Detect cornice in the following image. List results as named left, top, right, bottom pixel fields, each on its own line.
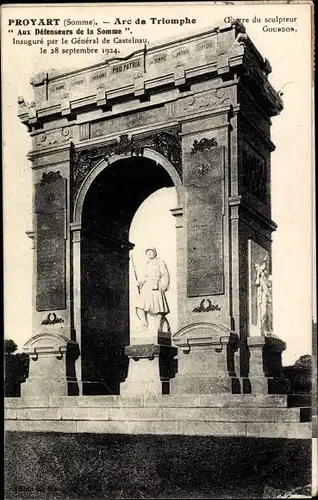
left=229, top=195, right=277, bottom=233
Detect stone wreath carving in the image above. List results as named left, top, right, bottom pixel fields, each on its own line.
left=192, top=299, right=221, bottom=313
left=190, top=137, right=218, bottom=155
left=41, top=312, right=64, bottom=325
left=40, top=171, right=62, bottom=186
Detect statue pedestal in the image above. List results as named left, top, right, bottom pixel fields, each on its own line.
left=244, top=335, right=291, bottom=394
left=22, top=333, right=79, bottom=397
left=129, top=328, right=171, bottom=346
left=171, top=323, right=240, bottom=394
left=121, top=342, right=177, bottom=397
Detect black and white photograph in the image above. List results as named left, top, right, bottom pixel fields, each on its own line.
left=2, top=2, right=315, bottom=499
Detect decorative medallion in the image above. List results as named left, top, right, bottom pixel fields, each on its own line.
left=61, top=127, right=70, bottom=137
left=97, top=82, right=106, bottom=90
left=197, top=163, right=210, bottom=176
left=45, top=192, right=56, bottom=204
left=18, top=96, right=27, bottom=108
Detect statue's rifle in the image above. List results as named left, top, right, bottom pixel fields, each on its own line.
left=130, top=253, right=141, bottom=295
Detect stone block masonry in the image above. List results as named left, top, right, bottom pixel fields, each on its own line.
left=5, top=394, right=312, bottom=439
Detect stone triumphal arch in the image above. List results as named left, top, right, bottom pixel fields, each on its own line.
left=18, top=22, right=286, bottom=398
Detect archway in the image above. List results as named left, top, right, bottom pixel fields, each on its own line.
left=78, top=154, right=179, bottom=395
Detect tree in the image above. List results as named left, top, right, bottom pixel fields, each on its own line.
left=4, top=339, right=29, bottom=397
left=4, top=339, right=18, bottom=354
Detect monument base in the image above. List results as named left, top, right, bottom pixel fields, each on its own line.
left=171, top=323, right=240, bottom=395
left=121, top=344, right=177, bottom=397
left=241, top=376, right=291, bottom=395
left=22, top=333, right=79, bottom=397
left=171, top=375, right=241, bottom=395
left=81, top=381, right=120, bottom=396
left=246, top=335, right=290, bottom=395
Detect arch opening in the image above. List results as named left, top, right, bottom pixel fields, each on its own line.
left=79, top=155, right=177, bottom=395
left=129, top=187, right=178, bottom=336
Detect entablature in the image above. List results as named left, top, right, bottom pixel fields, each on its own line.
left=18, top=22, right=283, bottom=133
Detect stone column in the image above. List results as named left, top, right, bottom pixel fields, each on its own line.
left=170, top=107, right=239, bottom=395
left=20, top=143, right=80, bottom=397
left=70, top=222, right=82, bottom=394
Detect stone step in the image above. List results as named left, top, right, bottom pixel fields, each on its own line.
left=4, top=418, right=312, bottom=439
left=5, top=405, right=311, bottom=423
left=5, top=393, right=290, bottom=409
left=287, top=394, right=312, bottom=407
left=196, top=394, right=288, bottom=408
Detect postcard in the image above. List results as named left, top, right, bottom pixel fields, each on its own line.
left=2, top=2, right=315, bottom=499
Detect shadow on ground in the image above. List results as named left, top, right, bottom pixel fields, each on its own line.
left=5, top=433, right=312, bottom=499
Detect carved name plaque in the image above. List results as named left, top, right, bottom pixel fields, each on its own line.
left=185, top=145, right=225, bottom=297
left=35, top=174, right=67, bottom=311
left=195, top=38, right=217, bottom=54
left=111, top=58, right=142, bottom=74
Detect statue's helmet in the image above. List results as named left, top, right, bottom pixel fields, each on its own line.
left=145, top=247, right=157, bottom=257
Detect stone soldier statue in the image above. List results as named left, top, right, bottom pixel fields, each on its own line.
left=135, top=247, right=170, bottom=332
left=255, top=258, right=273, bottom=334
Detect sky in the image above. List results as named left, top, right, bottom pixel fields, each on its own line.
left=2, top=2, right=314, bottom=364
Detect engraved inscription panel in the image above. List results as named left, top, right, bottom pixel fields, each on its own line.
left=36, top=213, right=66, bottom=311
left=90, top=103, right=175, bottom=139
left=185, top=146, right=225, bottom=297
left=35, top=177, right=66, bottom=311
